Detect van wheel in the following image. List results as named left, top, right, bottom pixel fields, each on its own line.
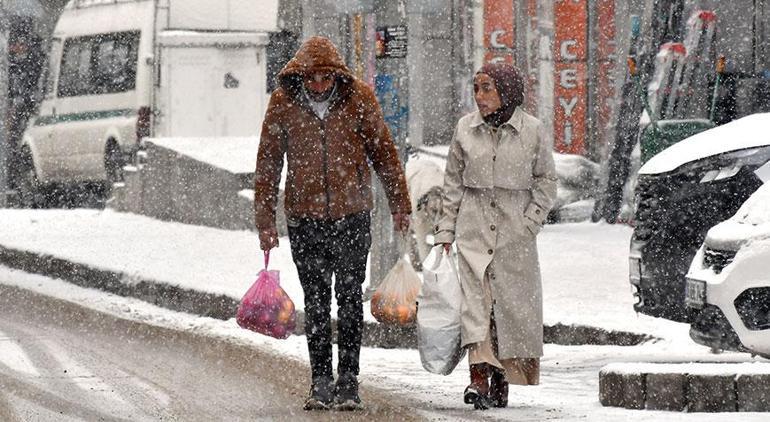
left=17, top=148, right=44, bottom=208
left=104, top=141, right=125, bottom=184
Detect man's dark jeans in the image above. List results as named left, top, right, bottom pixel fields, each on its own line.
left=287, top=211, right=371, bottom=381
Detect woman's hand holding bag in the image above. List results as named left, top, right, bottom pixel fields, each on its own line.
left=417, top=245, right=466, bottom=375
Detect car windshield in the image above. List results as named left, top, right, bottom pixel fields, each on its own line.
left=736, top=182, right=770, bottom=226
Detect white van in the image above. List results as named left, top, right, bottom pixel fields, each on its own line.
left=18, top=0, right=275, bottom=205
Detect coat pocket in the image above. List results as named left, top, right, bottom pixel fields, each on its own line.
left=523, top=216, right=542, bottom=237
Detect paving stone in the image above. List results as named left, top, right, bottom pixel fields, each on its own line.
left=645, top=373, right=686, bottom=411
left=736, top=374, right=770, bottom=412
left=599, top=369, right=644, bottom=409
left=687, top=374, right=737, bottom=412
left=622, top=372, right=645, bottom=409
left=599, top=370, right=624, bottom=407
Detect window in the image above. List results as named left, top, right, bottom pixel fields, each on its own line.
left=58, top=38, right=91, bottom=97
left=57, top=31, right=139, bottom=97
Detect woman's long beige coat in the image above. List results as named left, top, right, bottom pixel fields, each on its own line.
left=435, top=107, right=557, bottom=359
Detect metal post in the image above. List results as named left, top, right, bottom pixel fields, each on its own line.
left=587, top=0, right=597, bottom=160
left=353, top=13, right=364, bottom=79
left=0, top=6, right=8, bottom=208
left=367, top=0, right=408, bottom=294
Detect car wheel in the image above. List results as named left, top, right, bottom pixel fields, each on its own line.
left=98, top=140, right=127, bottom=206
left=16, top=148, right=44, bottom=208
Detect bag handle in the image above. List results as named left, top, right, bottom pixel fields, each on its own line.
left=430, top=244, right=458, bottom=272
left=397, top=232, right=409, bottom=256
left=446, top=250, right=458, bottom=274
left=264, top=251, right=270, bottom=269
left=428, top=245, right=446, bottom=272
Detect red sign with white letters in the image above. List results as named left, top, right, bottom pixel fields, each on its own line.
left=483, top=0, right=515, bottom=64
left=554, top=0, right=588, bottom=154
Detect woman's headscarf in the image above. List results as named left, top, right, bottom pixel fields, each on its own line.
left=477, top=63, right=524, bottom=127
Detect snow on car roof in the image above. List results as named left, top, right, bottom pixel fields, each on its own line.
left=640, top=113, right=770, bottom=175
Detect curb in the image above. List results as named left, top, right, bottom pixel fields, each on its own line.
left=0, top=245, right=236, bottom=318
left=599, top=363, right=770, bottom=412
left=0, top=244, right=655, bottom=349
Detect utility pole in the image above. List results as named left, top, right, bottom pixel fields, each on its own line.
left=0, top=5, right=8, bottom=208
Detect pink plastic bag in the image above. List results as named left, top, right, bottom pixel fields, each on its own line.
left=236, top=252, right=296, bottom=339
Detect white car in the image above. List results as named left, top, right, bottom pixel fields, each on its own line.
left=685, top=179, right=770, bottom=357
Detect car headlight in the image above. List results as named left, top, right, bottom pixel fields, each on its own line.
left=677, top=146, right=770, bottom=183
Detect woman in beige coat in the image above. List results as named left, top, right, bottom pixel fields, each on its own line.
left=434, top=63, right=557, bottom=410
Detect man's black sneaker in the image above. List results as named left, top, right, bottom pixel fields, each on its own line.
left=303, top=376, right=334, bottom=411
left=333, top=372, right=362, bottom=411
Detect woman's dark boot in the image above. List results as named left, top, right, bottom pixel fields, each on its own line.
left=463, top=364, right=492, bottom=410
left=489, top=368, right=509, bottom=408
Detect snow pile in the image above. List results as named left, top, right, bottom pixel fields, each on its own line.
left=554, top=153, right=600, bottom=189
left=553, top=153, right=600, bottom=222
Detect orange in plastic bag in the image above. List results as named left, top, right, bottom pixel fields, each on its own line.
left=237, top=252, right=296, bottom=339
left=370, top=258, right=422, bottom=325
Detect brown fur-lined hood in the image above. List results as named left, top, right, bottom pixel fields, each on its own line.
left=277, top=36, right=354, bottom=97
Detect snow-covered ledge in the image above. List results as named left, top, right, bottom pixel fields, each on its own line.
left=113, top=139, right=260, bottom=231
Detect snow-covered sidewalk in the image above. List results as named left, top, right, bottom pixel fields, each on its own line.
left=1, top=208, right=674, bottom=337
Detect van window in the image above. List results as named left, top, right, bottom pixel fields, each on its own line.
left=58, top=31, right=139, bottom=97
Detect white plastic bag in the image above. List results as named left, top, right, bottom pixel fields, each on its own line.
left=417, top=246, right=466, bottom=375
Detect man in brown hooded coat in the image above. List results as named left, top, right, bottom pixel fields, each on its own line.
left=254, top=36, right=411, bottom=411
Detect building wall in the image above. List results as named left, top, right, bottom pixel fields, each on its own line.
left=407, top=0, right=469, bottom=146
left=282, top=0, right=473, bottom=147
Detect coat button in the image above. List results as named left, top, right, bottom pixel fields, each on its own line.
left=490, top=225, right=496, bottom=231
left=492, top=155, right=496, bottom=162
left=535, top=209, right=541, bottom=215
left=490, top=273, right=496, bottom=280
left=490, top=202, right=496, bottom=208
left=487, top=249, right=493, bottom=255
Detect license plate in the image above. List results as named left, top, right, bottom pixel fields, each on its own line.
left=685, top=279, right=706, bottom=309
